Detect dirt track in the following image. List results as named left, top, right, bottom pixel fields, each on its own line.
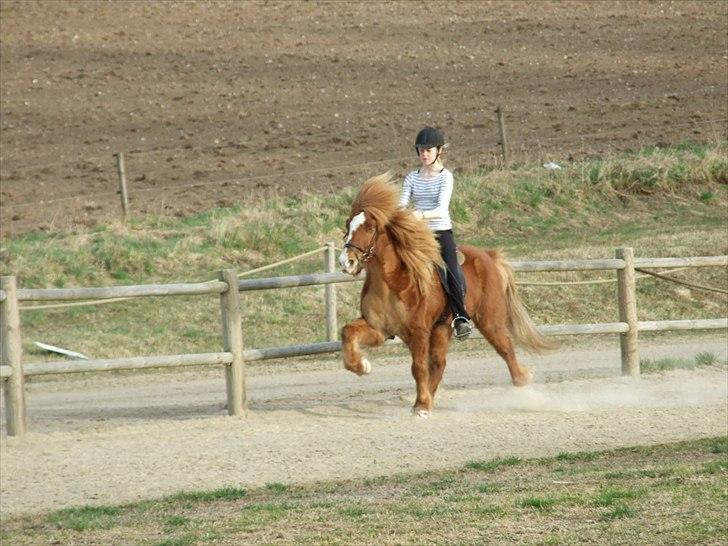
left=1, top=334, right=726, bottom=518
left=1, top=0, right=727, bottom=236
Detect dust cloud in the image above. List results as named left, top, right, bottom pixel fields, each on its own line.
left=447, top=369, right=728, bottom=414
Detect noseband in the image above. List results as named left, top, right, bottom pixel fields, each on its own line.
left=345, top=226, right=378, bottom=264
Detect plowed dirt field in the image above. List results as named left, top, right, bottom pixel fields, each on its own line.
left=1, top=0, right=726, bottom=236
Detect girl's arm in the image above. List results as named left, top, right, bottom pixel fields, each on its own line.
left=398, top=175, right=412, bottom=207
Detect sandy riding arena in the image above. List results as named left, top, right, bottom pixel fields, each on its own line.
left=1, top=335, right=726, bottom=518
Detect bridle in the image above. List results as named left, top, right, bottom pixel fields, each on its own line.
left=344, top=225, right=378, bottom=265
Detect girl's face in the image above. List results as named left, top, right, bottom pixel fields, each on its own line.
left=417, top=146, right=439, bottom=166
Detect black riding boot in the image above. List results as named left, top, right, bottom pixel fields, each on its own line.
left=436, top=230, right=472, bottom=340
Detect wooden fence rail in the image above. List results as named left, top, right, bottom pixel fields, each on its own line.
left=1, top=249, right=726, bottom=436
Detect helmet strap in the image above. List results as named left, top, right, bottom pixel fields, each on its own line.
left=427, top=147, right=442, bottom=167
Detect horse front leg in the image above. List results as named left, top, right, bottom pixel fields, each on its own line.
left=409, top=329, right=434, bottom=417
left=428, top=323, right=451, bottom=398
left=341, top=317, right=386, bottom=376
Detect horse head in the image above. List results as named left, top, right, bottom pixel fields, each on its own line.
left=339, top=173, right=443, bottom=291
left=339, top=210, right=379, bottom=275
left=339, top=173, right=397, bottom=276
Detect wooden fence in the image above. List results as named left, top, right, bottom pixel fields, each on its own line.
left=1, top=247, right=726, bottom=436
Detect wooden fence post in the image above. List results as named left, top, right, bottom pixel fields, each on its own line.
left=495, top=106, right=510, bottom=167
left=324, top=242, right=338, bottom=341
left=616, top=247, right=639, bottom=376
left=114, top=152, right=129, bottom=220
left=1, top=276, right=26, bottom=436
left=218, top=269, right=246, bottom=416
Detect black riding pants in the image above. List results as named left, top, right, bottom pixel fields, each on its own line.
left=435, top=229, right=470, bottom=321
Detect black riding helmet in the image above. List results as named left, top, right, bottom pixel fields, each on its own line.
left=414, top=127, right=446, bottom=166
left=414, top=126, right=445, bottom=151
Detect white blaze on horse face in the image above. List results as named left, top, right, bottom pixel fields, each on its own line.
left=339, top=211, right=367, bottom=272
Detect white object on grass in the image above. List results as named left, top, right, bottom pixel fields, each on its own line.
left=543, top=162, right=562, bottom=170
left=34, top=341, right=89, bottom=360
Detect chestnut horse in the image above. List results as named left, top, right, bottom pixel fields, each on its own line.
left=339, top=173, right=553, bottom=417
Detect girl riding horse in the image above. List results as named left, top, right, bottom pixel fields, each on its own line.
left=339, top=174, right=553, bottom=417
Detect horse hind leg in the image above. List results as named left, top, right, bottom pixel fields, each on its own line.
left=474, top=316, right=532, bottom=387
left=341, top=317, right=386, bottom=376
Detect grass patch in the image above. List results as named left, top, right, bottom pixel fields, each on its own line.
left=641, top=351, right=725, bottom=374
left=701, top=460, right=728, bottom=474
left=708, top=438, right=728, bottom=454
left=641, top=357, right=696, bottom=373
left=556, top=450, right=599, bottom=462
left=594, top=487, right=644, bottom=507
left=47, top=505, right=121, bottom=532
left=2, top=437, right=725, bottom=545
left=464, top=456, right=522, bottom=471
left=168, top=487, right=247, bottom=503
left=476, top=483, right=501, bottom=494
left=695, top=351, right=720, bottom=366
left=518, top=496, right=557, bottom=510
left=164, top=515, right=190, bottom=527
left=265, top=482, right=289, bottom=494
left=601, top=504, right=635, bottom=520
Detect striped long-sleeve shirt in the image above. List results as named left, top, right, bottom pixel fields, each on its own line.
left=398, top=168, right=454, bottom=231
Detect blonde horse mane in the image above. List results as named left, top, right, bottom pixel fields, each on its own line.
left=351, top=173, right=443, bottom=295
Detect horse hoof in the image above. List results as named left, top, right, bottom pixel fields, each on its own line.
left=513, top=369, right=533, bottom=387
left=361, top=358, right=372, bottom=375
left=412, top=408, right=430, bottom=419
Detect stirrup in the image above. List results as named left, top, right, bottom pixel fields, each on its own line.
left=451, top=316, right=472, bottom=340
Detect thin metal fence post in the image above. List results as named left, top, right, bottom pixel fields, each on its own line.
left=219, top=269, right=246, bottom=415
left=1, top=276, right=26, bottom=436
left=324, top=242, right=338, bottom=341
left=616, top=247, right=639, bottom=375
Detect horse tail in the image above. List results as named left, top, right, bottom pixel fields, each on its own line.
left=492, top=252, right=556, bottom=353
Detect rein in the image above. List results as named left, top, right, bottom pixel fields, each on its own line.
left=345, top=226, right=378, bottom=264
